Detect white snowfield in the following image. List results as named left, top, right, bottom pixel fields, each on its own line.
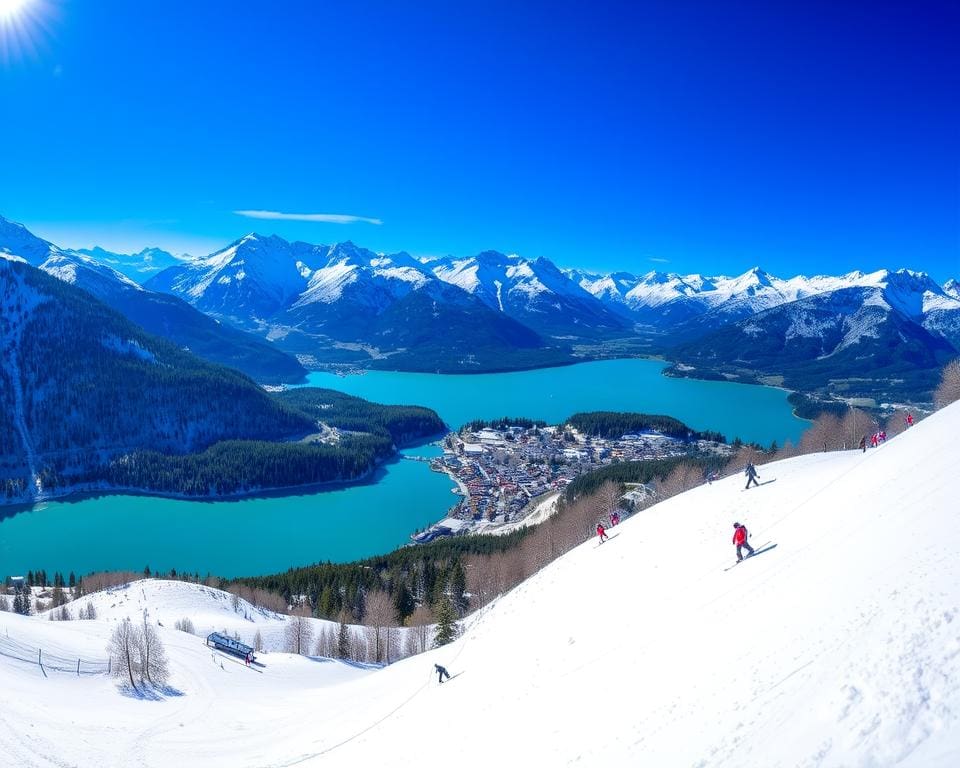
left=2, top=402, right=959, bottom=767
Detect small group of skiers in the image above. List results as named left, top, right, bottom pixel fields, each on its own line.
left=859, top=431, right=888, bottom=451
left=596, top=511, right=622, bottom=543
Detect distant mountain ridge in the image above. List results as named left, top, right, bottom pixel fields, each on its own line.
left=75, top=245, right=184, bottom=280
left=0, top=217, right=306, bottom=383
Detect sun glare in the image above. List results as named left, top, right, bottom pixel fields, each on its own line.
left=0, top=0, right=51, bottom=65
left=0, top=0, right=30, bottom=21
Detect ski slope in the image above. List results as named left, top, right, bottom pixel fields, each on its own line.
left=1, top=402, right=959, bottom=767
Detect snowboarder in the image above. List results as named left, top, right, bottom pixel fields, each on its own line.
left=435, top=663, right=451, bottom=683
left=732, top=522, right=754, bottom=562
left=906, top=412, right=914, bottom=427
left=859, top=435, right=867, bottom=453
left=596, top=522, right=609, bottom=543
left=744, top=462, right=760, bottom=489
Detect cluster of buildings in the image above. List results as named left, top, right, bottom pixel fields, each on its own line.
left=412, top=422, right=723, bottom=542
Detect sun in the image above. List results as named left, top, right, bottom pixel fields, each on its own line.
left=0, top=0, right=31, bottom=21
left=0, top=0, right=51, bottom=64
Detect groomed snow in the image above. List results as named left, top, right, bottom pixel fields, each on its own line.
left=2, top=402, right=959, bottom=767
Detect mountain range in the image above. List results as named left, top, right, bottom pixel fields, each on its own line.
left=142, top=229, right=959, bottom=399
left=2, top=215, right=958, bottom=401
left=0, top=217, right=306, bottom=383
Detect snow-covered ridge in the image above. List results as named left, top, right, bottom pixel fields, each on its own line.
left=571, top=264, right=959, bottom=318
left=3, top=401, right=959, bottom=767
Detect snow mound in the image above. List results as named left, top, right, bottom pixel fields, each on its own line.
left=2, top=402, right=959, bottom=767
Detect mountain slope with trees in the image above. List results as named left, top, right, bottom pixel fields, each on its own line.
left=0, top=258, right=441, bottom=503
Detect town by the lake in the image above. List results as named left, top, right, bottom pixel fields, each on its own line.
left=411, top=421, right=733, bottom=542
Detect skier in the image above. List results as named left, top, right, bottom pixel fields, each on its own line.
left=858, top=435, right=866, bottom=453
left=435, top=663, right=451, bottom=683
left=596, top=522, right=609, bottom=543
left=871, top=433, right=879, bottom=448
left=732, top=522, right=754, bottom=562
left=744, top=462, right=760, bottom=489
left=610, top=512, right=620, bottom=527
left=706, top=470, right=720, bottom=485
left=906, top=412, right=914, bottom=427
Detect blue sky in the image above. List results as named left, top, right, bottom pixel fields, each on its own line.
left=1, top=0, right=957, bottom=281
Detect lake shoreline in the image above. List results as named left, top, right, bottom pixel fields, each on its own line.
left=0, top=431, right=451, bottom=512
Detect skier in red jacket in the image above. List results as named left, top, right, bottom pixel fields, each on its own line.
left=597, top=522, right=609, bottom=543
left=732, top=522, right=754, bottom=561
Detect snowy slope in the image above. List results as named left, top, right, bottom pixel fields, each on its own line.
left=2, top=402, right=959, bottom=767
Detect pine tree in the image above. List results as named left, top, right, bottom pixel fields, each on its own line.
left=393, top=583, right=415, bottom=624
left=449, top=562, right=469, bottom=617
left=337, top=615, right=351, bottom=659
left=433, top=598, right=457, bottom=648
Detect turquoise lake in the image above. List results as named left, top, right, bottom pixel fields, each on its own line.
left=305, top=359, right=805, bottom=446
left=0, top=359, right=807, bottom=578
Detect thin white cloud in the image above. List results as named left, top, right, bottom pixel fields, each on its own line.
left=648, top=256, right=669, bottom=263
left=234, top=210, right=382, bottom=225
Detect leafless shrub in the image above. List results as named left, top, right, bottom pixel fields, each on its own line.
left=935, top=359, right=960, bottom=408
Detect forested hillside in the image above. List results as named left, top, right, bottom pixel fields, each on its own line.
left=564, top=411, right=726, bottom=442
left=0, top=259, right=442, bottom=502
left=276, top=388, right=445, bottom=443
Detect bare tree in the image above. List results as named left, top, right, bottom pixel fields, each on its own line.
left=405, top=604, right=433, bottom=656
left=0, top=595, right=9, bottom=612
left=935, top=358, right=960, bottom=408
left=84, top=603, right=97, bottom=620
left=108, top=618, right=140, bottom=691
left=655, top=461, right=703, bottom=499
left=839, top=408, right=874, bottom=451
left=174, top=617, right=196, bottom=634
left=363, top=590, right=395, bottom=664
left=798, top=413, right=844, bottom=454
left=139, top=618, right=169, bottom=687
left=314, top=625, right=337, bottom=657
left=253, top=629, right=264, bottom=652
left=285, top=610, right=314, bottom=655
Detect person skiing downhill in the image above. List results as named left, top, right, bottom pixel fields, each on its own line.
left=859, top=435, right=867, bottom=453
left=732, top=522, right=754, bottom=562
left=906, top=413, right=914, bottom=427
left=435, top=664, right=451, bottom=683
left=744, top=462, right=760, bottom=489
left=597, top=522, right=609, bottom=543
